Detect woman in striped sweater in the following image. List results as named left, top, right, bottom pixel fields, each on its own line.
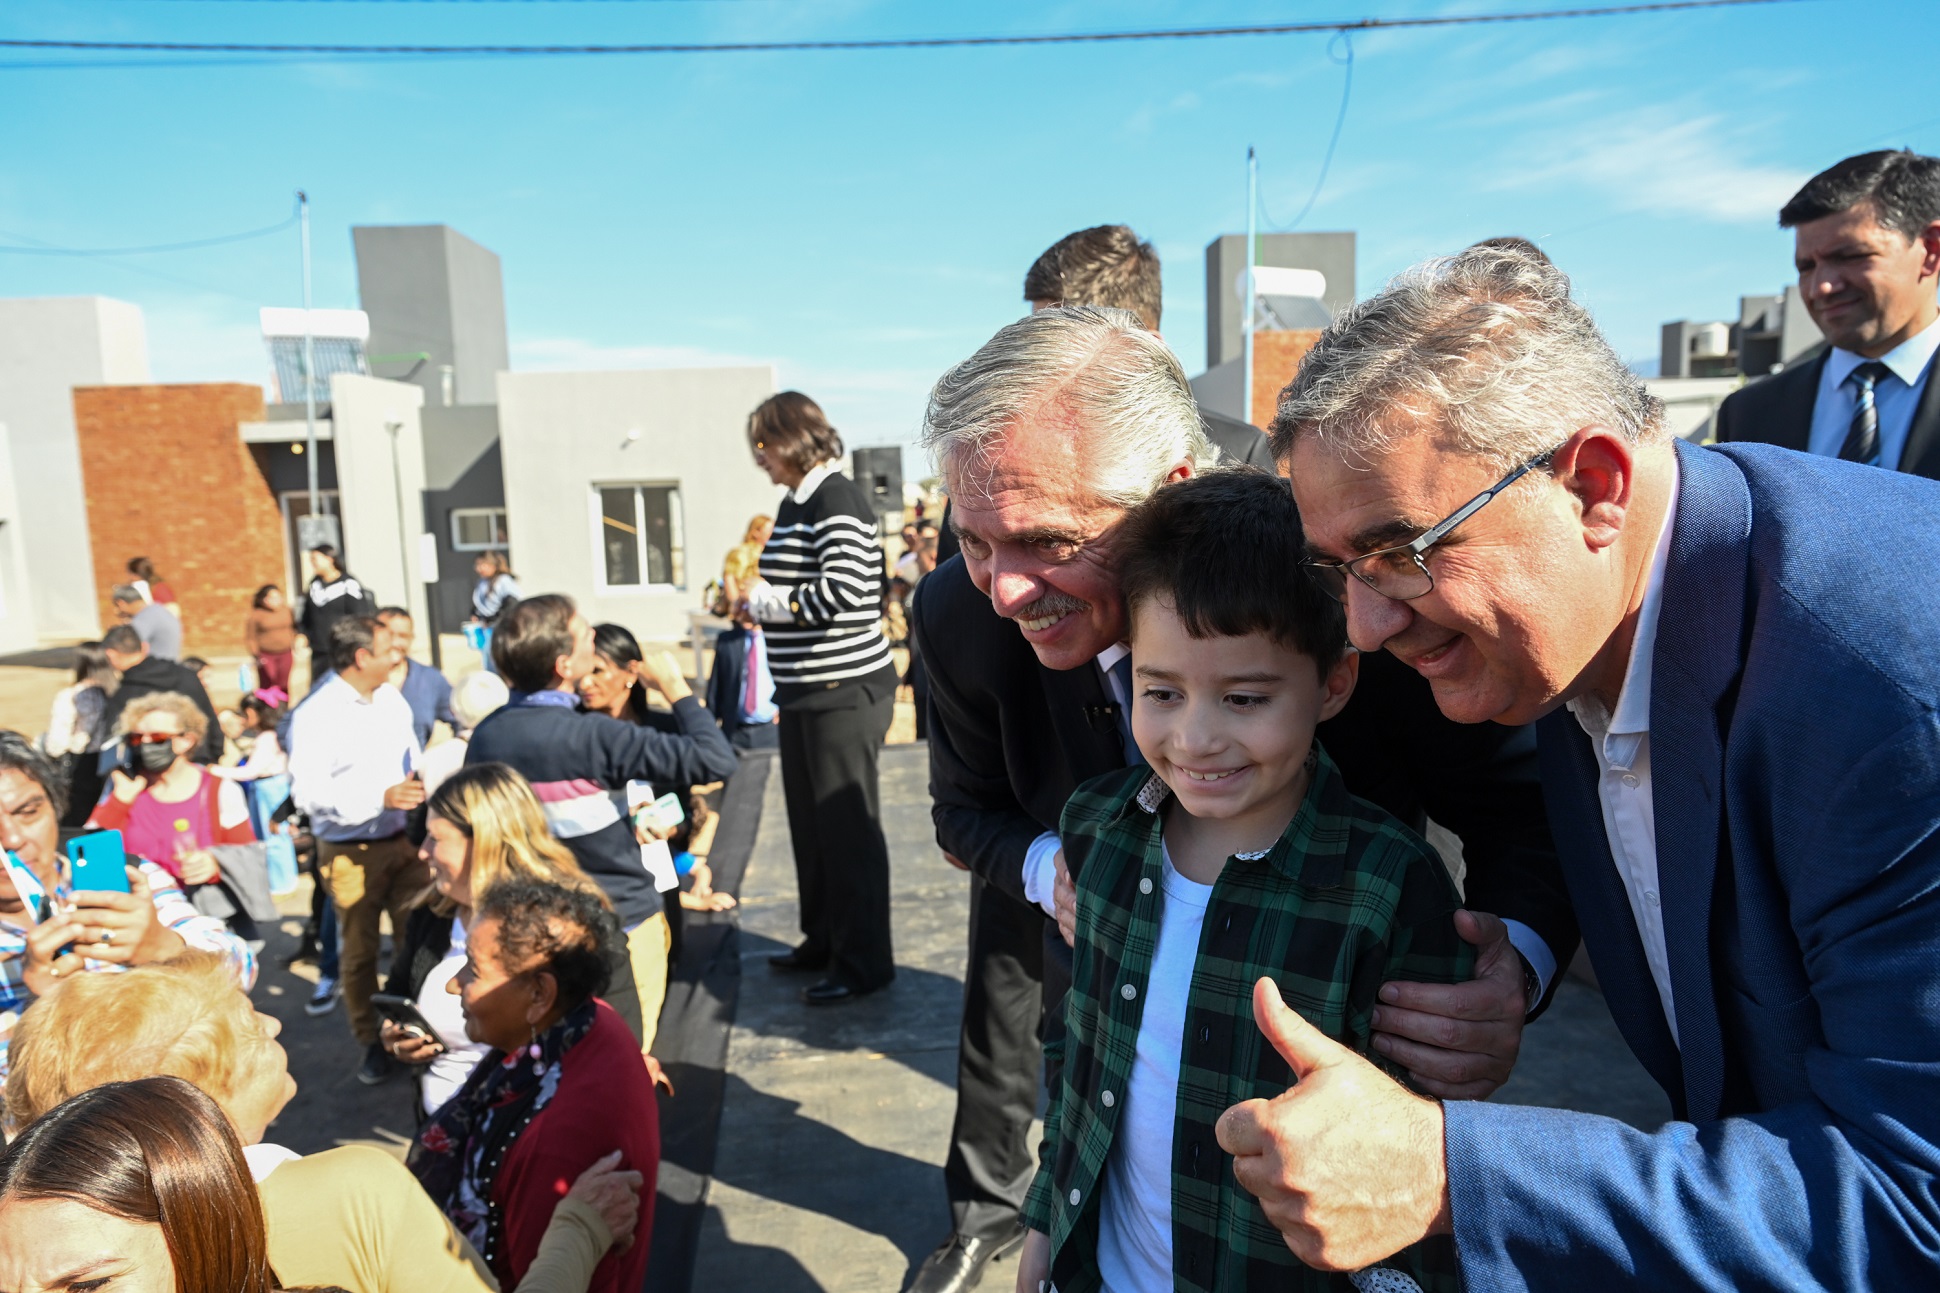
left=739, top=392, right=900, bottom=1005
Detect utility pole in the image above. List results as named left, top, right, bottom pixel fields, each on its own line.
left=1243, top=148, right=1258, bottom=427
left=299, top=190, right=320, bottom=520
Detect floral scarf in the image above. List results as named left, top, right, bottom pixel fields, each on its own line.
left=407, top=999, right=598, bottom=1269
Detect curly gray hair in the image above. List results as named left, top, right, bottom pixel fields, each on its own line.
left=922, top=306, right=1213, bottom=509
left=1269, top=244, right=1664, bottom=471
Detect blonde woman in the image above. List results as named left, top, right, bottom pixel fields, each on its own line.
left=4, top=953, right=642, bottom=1292
left=87, top=692, right=256, bottom=888
left=379, top=762, right=643, bottom=1114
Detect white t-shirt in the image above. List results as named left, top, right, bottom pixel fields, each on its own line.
left=417, top=916, right=489, bottom=1115
left=1096, top=843, right=1212, bottom=1293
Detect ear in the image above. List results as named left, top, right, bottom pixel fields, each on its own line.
left=1550, top=427, right=1635, bottom=555
left=525, top=969, right=561, bottom=1026
left=1316, top=648, right=1359, bottom=723
left=1168, top=457, right=1195, bottom=484
left=1919, top=220, right=1940, bottom=283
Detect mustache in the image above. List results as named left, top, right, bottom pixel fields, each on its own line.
left=1007, top=591, right=1090, bottom=623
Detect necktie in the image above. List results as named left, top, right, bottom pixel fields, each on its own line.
left=1839, top=361, right=1892, bottom=465
left=1109, top=655, right=1146, bottom=767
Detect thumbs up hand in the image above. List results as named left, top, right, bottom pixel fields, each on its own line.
left=1214, top=977, right=1453, bottom=1271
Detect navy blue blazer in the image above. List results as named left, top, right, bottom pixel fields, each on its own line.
left=1443, top=439, right=1940, bottom=1287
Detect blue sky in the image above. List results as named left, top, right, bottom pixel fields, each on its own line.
left=3, top=0, right=1936, bottom=455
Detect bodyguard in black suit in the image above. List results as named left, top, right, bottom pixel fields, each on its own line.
left=1714, top=149, right=1940, bottom=474
left=904, top=306, right=1577, bottom=1293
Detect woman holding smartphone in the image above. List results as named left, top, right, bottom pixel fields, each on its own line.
left=380, top=761, right=636, bottom=1116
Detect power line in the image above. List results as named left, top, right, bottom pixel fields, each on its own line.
left=1260, top=31, right=1355, bottom=232
left=0, top=0, right=1807, bottom=58
left=0, top=211, right=298, bottom=255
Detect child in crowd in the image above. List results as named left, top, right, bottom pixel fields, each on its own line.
left=1019, top=468, right=1472, bottom=1293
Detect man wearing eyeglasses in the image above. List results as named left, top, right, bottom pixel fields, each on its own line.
left=1234, top=241, right=1940, bottom=1285
left=908, top=305, right=1577, bottom=1293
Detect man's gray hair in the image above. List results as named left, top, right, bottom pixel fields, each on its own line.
left=923, top=306, right=1213, bottom=508
left=1269, top=244, right=1664, bottom=470
left=109, top=584, right=143, bottom=605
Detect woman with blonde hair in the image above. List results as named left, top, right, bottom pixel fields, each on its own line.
left=88, top=691, right=257, bottom=888
left=380, top=762, right=642, bottom=1113
left=4, top=955, right=641, bottom=1292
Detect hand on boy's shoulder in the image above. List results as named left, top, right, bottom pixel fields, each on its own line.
left=1371, top=909, right=1527, bottom=1101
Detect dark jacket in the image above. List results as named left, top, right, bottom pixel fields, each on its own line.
left=102, top=656, right=223, bottom=764
left=1199, top=406, right=1278, bottom=468
left=1714, top=348, right=1940, bottom=478
left=296, top=573, right=375, bottom=658
left=912, top=552, right=1577, bottom=1014
left=463, top=695, right=737, bottom=929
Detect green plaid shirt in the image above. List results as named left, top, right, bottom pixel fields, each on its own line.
left=1023, top=746, right=1473, bottom=1293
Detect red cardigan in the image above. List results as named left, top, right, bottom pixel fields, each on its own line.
left=493, top=999, right=660, bottom=1291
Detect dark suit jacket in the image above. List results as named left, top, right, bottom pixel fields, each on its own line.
left=1714, top=348, right=1940, bottom=478
left=1445, top=441, right=1940, bottom=1286
left=912, top=554, right=1578, bottom=1008
left=101, top=656, right=223, bottom=764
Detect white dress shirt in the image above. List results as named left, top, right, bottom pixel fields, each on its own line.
left=1565, top=456, right=1682, bottom=1044
left=287, top=674, right=422, bottom=842
left=1806, top=314, right=1940, bottom=469
left=1023, top=643, right=1134, bottom=915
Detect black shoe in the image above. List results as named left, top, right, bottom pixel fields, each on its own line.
left=904, top=1228, right=1027, bottom=1293
left=801, top=978, right=867, bottom=1006
left=356, top=1041, right=394, bottom=1086
left=769, top=946, right=828, bottom=973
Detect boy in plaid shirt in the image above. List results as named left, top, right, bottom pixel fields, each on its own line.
left=1018, top=469, right=1471, bottom=1293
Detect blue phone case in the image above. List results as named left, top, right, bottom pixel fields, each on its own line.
left=65, top=830, right=132, bottom=894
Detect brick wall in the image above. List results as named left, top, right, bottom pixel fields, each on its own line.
left=73, top=384, right=287, bottom=655
left=1248, top=329, right=1326, bottom=430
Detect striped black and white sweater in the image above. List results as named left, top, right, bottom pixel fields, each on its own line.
left=751, top=462, right=898, bottom=705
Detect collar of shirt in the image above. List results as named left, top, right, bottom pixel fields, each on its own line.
left=791, top=460, right=838, bottom=504
left=1568, top=454, right=1681, bottom=760
left=1108, top=747, right=1352, bottom=889
left=508, top=688, right=581, bottom=709
left=1094, top=640, right=1131, bottom=701
left=1825, top=312, right=1940, bottom=390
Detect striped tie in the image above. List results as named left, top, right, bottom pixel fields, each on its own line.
left=1839, top=361, right=1892, bottom=465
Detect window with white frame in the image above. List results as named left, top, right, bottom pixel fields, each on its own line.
left=595, top=483, right=684, bottom=590
left=450, top=507, right=510, bottom=552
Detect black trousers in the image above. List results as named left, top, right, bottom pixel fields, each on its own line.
left=944, top=874, right=1047, bottom=1240
left=777, top=684, right=896, bottom=991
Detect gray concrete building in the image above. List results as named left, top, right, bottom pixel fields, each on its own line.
left=496, top=366, right=777, bottom=644
left=352, top=225, right=510, bottom=409
left=1203, top=232, right=1356, bottom=370
left=0, top=297, right=150, bottom=645
left=1661, top=285, right=1821, bottom=379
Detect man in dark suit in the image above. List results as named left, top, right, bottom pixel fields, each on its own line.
left=905, top=305, right=1576, bottom=1293
left=1715, top=149, right=1940, bottom=475
left=1245, top=240, right=1940, bottom=1285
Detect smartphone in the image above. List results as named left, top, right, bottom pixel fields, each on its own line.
left=370, top=993, right=441, bottom=1040
left=640, top=792, right=685, bottom=835
left=65, top=831, right=133, bottom=895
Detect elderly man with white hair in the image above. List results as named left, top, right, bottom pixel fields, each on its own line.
left=905, top=305, right=1576, bottom=1293
left=1222, top=243, right=1940, bottom=1286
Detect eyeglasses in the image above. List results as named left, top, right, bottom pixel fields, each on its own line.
left=125, top=732, right=179, bottom=746
left=1303, top=443, right=1562, bottom=604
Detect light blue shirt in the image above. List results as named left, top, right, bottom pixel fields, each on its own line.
left=1806, top=313, right=1940, bottom=468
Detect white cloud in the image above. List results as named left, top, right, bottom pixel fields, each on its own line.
left=1507, top=108, right=1807, bottom=224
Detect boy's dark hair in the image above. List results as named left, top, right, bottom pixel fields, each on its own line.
left=489, top=594, right=575, bottom=693
left=1117, top=467, right=1346, bottom=665
left=326, top=615, right=383, bottom=674
left=475, top=878, right=618, bottom=1009
left=1023, top=224, right=1164, bottom=332
left=1780, top=149, right=1940, bottom=240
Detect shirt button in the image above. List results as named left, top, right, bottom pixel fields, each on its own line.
left=1645, top=890, right=1660, bottom=907
left=1068, top=1188, right=1082, bottom=1206
left=1621, top=773, right=1640, bottom=788
left=1101, top=1089, right=1115, bottom=1108
left=1120, top=983, right=1137, bottom=1001
left=1139, top=877, right=1153, bottom=895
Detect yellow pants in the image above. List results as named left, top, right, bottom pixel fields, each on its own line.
left=627, top=912, right=671, bottom=1055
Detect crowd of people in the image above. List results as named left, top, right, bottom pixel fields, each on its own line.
left=2, top=142, right=1938, bottom=1291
